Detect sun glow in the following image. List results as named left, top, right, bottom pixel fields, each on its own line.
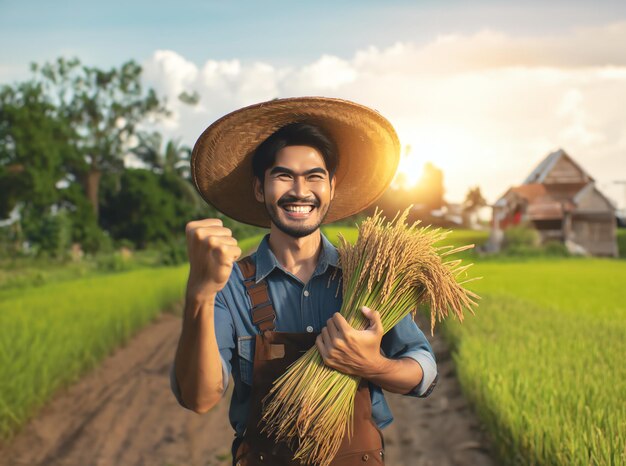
left=393, top=126, right=461, bottom=189
left=392, top=124, right=486, bottom=199
left=394, top=145, right=424, bottom=189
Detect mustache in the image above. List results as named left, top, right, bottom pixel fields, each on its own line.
left=278, top=195, right=320, bottom=208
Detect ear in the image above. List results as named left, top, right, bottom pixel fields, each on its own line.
left=253, top=177, right=264, bottom=202
left=330, top=175, right=336, bottom=201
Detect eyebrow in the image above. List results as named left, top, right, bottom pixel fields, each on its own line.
left=269, top=166, right=328, bottom=176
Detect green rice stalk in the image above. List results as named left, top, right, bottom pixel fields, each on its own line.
left=260, top=208, right=480, bottom=465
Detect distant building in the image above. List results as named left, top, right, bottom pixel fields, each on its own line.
left=489, top=149, right=618, bottom=257
left=437, top=202, right=487, bottom=230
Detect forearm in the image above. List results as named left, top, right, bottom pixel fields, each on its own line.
left=361, top=354, right=423, bottom=395
left=174, top=292, right=225, bottom=413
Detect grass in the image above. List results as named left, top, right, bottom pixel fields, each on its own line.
left=0, top=249, right=169, bottom=291
left=444, top=259, right=626, bottom=466
left=0, top=265, right=188, bottom=440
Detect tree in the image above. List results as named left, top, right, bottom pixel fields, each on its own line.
left=31, top=57, right=168, bottom=220
left=130, top=131, right=203, bottom=207
left=0, top=80, right=99, bottom=257
left=0, top=80, right=79, bottom=218
left=100, top=169, right=207, bottom=248
left=463, top=186, right=487, bottom=213
left=131, top=131, right=189, bottom=176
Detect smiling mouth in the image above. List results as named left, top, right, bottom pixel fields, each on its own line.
left=283, top=204, right=315, bottom=214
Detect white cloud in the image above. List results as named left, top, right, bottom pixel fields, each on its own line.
left=142, top=21, right=626, bottom=207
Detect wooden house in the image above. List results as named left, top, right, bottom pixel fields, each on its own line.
left=490, top=149, right=618, bottom=257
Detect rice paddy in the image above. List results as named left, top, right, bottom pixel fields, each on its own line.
left=326, top=226, right=625, bottom=465
left=446, top=259, right=626, bottom=466
left=0, top=265, right=188, bottom=440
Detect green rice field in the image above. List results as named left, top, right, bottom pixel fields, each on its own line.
left=0, top=266, right=188, bottom=440
left=445, top=259, right=626, bottom=466
left=327, top=226, right=625, bottom=465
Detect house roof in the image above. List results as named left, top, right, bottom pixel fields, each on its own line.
left=523, top=149, right=563, bottom=184
left=509, top=184, right=547, bottom=202
left=493, top=149, right=617, bottom=224
left=522, top=148, right=595, bottom=185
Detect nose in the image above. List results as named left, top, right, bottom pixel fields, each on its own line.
left=291, top=175, right=310, bottom=198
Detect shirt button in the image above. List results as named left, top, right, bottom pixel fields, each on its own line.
left=303, top=290, right=310, bottom=297
left=306, top=326, right=314, bottom=333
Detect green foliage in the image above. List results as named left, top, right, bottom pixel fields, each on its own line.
left=30, top=57, right=168, bottom=221
left=131, top=132, right=192, bottom=178
left=617, top=229, right=626, bottom=258
left=503, top=224, right=541, bottom=250
left=0, top=56, right=173, bottom=256
left=443, top=259, right=626, bottom=466
left=21, top=208, right=73, bottom=259
left=94, top=251, right=133, bottom=272
left=155, top=238, right=188, bottom=266
left=0, top=224, right=21, bottom=259
left=0, top=81, right=80, bottom=217
left=497, top=227, right=574, bottom=259
left=0, top=266, right=187, bottom=440
left=542, top=240, right=570, bottom=257
left=100, top=169, right=207, bottom=248
left=32, top=57, right=166, bottom=176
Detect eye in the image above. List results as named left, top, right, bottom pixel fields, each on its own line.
left=308, top=174, right=325, bottom=181
left=276, top=173, right=292, bottom=180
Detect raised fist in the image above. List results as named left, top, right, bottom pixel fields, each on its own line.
left=185, top=218, right=241, bottom=299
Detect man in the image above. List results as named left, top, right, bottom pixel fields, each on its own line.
left=171, top=98, right=437, bottom=465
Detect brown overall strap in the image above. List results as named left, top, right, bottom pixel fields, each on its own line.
left=238, top=256, right=276, bottom=332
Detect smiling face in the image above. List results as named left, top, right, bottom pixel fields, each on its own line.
left=254, top=145, right=336, bottom=238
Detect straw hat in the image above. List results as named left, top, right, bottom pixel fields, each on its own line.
left=190, top=97, right=400, bottom=227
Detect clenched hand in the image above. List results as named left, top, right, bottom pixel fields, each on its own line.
left=185, top=218, right=241, bottom=300
left=316, top=306, right=386, bottom=378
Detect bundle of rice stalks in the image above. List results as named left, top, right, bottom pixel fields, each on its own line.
left=260, top=208, right=480, bottom=466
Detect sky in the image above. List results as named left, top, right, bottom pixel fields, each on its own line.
left=2, top=0, right=626, bottom=208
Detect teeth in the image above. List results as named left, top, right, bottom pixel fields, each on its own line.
left=284, top=205, right=313, bottom=213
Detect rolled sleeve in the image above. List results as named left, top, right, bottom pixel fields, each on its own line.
left=380, top=314, right=438, bottom=398
left=168, top=291, right=235, bottom=409
left=398, top=347, right=438, bottom=397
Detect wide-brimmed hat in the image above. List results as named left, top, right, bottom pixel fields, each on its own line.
left=190, top=97, right=400, bottom=227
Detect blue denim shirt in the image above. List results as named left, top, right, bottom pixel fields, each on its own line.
left=170, top=233, right=438, bottom=436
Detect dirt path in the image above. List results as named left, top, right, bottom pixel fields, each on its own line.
left=0, top=311, right=497, bottom=466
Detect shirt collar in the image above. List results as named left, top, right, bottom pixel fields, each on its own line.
left=254, top=232, right=340, bottom=283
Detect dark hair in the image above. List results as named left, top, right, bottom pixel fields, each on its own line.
left=252, top=123, right=338, bottom=182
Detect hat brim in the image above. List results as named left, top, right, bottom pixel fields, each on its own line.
left=191, top=97, right=400, bottom=228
